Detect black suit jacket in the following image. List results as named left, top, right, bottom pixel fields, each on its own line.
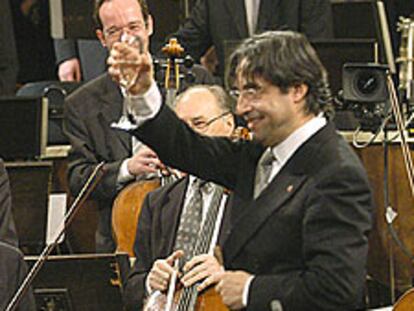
left=64, top=74, right=129, bottom=204
left=0, top=159, right=18, bottom=247
left=172, top=0, right=333, bottom=76
left=54, top=39, right=107, bottom=81
left=123, top=177, right=233, bottom=310
left=132, top=105, right=375, bottom=310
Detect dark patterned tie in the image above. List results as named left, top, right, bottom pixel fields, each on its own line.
left=174, top=179, right=205, bottom=266
left=254, top=148, right=275, bottom=199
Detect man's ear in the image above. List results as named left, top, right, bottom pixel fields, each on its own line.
left=291, top=84, right=309, bottom=103
left=96, top=29, right=106, bottom=48
left=224, top=113, right=235, bottom=134
left=146, top=15, right=154, bottom=37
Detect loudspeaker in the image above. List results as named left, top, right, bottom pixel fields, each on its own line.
left=342, top=63, right=389, bottom=103
left=17, top=81, right=82, bottom=145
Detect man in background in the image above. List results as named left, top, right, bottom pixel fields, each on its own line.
left=171, top=0, right=333, bottom=78
left=64, top=0, right=212, bottom=252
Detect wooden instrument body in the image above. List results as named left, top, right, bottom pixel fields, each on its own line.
left=144, top=287, right=229, bottom=311
left=393, top=288, right=414, bottom=311
left=111, top=179, right=160, bottom=256
left=196, top=287, right=229, bottom=311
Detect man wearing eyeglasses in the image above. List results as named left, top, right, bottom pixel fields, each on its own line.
left=109, top=30, right=374, bottom=310
left=123, top=85, right=236, bottom=310
left=63, top=0, right=212, bottom=253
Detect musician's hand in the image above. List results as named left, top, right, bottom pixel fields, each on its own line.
left=147, top=250, right=183, bottom=292
left=211, top=270, right=252, bottom=310
left=181, top=254, right=223, bottom=289
left=108, top=41, right=154, bottom=95
left=58, top=58, right=82, bottom=82
left=127, top=146, right=164, bottom=177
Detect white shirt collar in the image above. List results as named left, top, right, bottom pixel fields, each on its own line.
left=271, top=114, right=327, bottom=167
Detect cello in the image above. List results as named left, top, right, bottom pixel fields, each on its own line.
left=111, top=38, right=190, bottom=256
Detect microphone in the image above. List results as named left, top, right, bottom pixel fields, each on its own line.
left=5, top=162, right=106, bottom=311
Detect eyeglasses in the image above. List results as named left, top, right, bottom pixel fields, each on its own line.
left=104, top=21, right=146, bottom=40
left=228, top=86, right=264, bottom=102
left=189, top=111, right=231, bottom=131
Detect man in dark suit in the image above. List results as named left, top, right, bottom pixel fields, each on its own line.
left=172, top=0, right=333, bottom=78
left=64, top=0, right=212, bottom=252
left=0, top=159, right=18, bottom=247
left=54, top=39, right=107, bottom=82
left=123, top=85, right=235, bottom=310
left=109, top=30, right=375, bottom=310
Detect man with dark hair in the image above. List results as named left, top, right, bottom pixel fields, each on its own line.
left=123, top=85, right=235, bottom=310
left=54, top=0, right=150, bottom=82
left=64, top=0, right=212, bottom=252
left=109, top=30, right=374, bottom=310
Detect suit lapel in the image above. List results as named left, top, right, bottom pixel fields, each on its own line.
left=224, top=171, right=307, bottom=262
left=98, top=75, right=131, bottom=154
left=224, top=123, right=335, bottom=262
left=224, top=0, right=248, bottom=37
left=159, top=178, right=189, bottom=257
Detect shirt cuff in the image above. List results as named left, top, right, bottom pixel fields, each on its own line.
left=127, top=81, right=162, bottom=126
left=242, top=275, right=255, bottom=307
left=145, top=274, right=154, bottom=295
left=116, top=158, right=135, bottom=187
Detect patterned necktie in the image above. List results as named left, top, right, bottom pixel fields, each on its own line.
left=174, top=179, right=205, bottom=266
left=254, top=148, right=275, bottom=199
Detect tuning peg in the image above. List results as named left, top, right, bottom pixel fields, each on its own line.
left=184, top=55, right=194, bottom=69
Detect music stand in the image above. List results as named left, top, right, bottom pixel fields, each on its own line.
left=25, top=253, right=130, bottom=311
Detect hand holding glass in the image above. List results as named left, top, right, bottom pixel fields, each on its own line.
left=116, top=33, right=143, bottom=92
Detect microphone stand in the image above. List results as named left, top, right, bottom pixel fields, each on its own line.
left=5, top=162, right=106, bottom=311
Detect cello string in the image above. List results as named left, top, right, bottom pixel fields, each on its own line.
left=177, top=186, right=225, bottom=311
